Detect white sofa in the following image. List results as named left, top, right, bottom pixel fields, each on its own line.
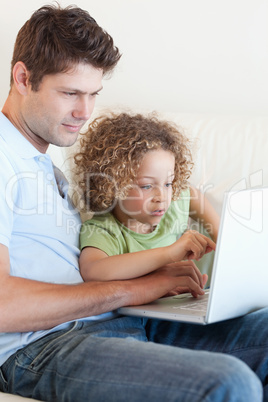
left=59, top=109, right=268, bottom=215
left=1, top=110, right=268, bottom=401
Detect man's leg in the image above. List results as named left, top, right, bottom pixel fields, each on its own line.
left=0, top=316, right=262, bottom=401
left=147, top=307, right=268, bottom=400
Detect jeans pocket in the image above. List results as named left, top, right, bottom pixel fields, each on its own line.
left=0, top=366, right=9, bottom=392
left=24, top=321, right=82, bottom=372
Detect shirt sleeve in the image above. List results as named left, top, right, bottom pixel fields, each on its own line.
left=80, top=219, right=121, bottom=256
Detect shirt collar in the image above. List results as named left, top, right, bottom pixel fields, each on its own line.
left=0, top=112, right=44, bottom=159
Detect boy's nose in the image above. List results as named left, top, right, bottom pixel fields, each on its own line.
left=152, top=186, right=165, bottom=202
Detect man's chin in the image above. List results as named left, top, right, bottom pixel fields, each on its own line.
left=52, top=134, right=80, bottom=148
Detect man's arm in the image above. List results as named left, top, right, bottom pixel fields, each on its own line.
left=0, top=243, right=206, bottom=333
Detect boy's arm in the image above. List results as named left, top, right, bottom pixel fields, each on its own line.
left=189, top=186, right=220, bottom=242
left=80, top=246, right=172, bottom=281
left=79, top=231, right=215, bottom=282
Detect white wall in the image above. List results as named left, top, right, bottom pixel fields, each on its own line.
left=1, top=0, right=268, bottom=115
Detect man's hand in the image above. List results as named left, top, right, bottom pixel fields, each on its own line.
left=156, top=260, right=208, bottom=298
left=127, top=259, right=208, bottom=307
left=159, top=262, right=208, bottom=298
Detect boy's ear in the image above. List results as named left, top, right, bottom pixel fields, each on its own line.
left=12, top=61, right=31, bottom=95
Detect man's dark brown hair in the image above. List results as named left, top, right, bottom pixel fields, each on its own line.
left=10, top=3, right=121, bottom=90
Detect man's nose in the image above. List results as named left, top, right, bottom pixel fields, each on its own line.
left=72, top=97, right=95, bottom=121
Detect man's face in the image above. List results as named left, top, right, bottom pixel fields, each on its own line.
left=20, top=63, right=103, bottom=152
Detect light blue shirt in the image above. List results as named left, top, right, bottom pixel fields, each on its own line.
left=0, top=113, right=115, bottom=366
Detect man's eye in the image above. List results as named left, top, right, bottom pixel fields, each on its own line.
left=165, top=182, right=173, bottom=188
left=64, top=92, right=76, bottom=96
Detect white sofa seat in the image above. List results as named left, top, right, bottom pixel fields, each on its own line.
left=0, top=395, right=35, bottom=401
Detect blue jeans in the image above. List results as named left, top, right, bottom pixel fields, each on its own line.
left=1, top=308, right=267, bottom=402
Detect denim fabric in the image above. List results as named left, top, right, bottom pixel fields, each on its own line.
left=0, top=311, right=266, bottom=402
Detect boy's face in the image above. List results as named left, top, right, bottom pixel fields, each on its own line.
left=19, top=63, right=103, bottom=152
left=114, top=149, right=175, bottom=233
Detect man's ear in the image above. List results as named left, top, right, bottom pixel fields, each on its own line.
left=12, top=62, right=31, bottom=95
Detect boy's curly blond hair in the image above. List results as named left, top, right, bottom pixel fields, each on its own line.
left=74, top=112, right=193, bottom=213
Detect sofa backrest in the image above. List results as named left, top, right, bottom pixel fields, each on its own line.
left=48, top=110, right=268, bottom=215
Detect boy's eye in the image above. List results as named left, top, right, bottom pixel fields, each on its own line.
left=140, top=185, right=152, bottom=190
left=165, top=182, right=173, bottom=188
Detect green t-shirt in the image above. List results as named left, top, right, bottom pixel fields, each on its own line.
left=80, top=189, right=190, bottom=256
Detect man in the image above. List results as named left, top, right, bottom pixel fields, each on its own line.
left=0, top=4, right=267, bottom=401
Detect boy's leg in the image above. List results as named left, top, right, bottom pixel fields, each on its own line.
left=0, top=316, right=262, bottom=402
left=147, top=307, right=268, bottom=400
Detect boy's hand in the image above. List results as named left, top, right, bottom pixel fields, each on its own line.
left=168, top=230, right=216, bottom=263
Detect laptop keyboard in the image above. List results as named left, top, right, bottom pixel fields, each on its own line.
left=172, top=291, right=209, bottom=313
left=174, top=300, right=208, bottom=312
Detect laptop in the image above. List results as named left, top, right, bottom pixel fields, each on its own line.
left=118, top=187, right=268, bottom=324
